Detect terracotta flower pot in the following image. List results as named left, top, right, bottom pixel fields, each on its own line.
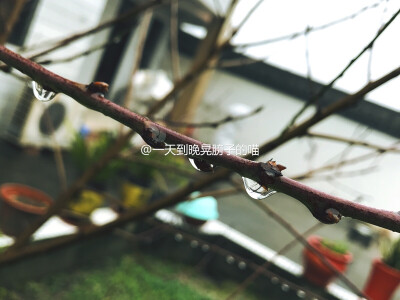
left=363, top=259, right=400, bottom=300
left=302, top=235, right=353, bottom=287
left=0, top=183, right=52, bottom=237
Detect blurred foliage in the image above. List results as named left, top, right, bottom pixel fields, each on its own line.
left=69, top=131, right=124, bottom=185
left=320, top=238, right=349, bottom=255
left=123, top=150, right=192, bottom=189
left=0, top=253, right=259, bottom=300
left=381, top=237, right=400, bottom=270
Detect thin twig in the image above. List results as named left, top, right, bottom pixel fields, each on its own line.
left=25, top=0, right=169, bottom=61
left=170, top=0, right=181, bottom=81
left=368, top=0, right=390, bottom=82
left=226, top=223, right=323, bottom=299
left=216, top=56, right=268, bottom=68
left=235, top=1, right=382, bottom=49
left=119, top=9, right=153, bottom=112
left=280, top=7, right=400, bottom=134
left=249, top=198, right=366, bottom=297
left=232, top=0, right=264, bottom=36
left=37, top=29, right=131, bottom=66
left=43, top=100, right=68, bottom=191
left=159, top=106, right=262, bottom=128
left=307, top=131, right=400, bottom=153
left=292, top=151, right=381, bottom=181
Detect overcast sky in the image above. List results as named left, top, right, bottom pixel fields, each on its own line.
left=201, top=0, right=400, bottom=112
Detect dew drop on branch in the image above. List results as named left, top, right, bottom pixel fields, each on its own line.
left=188, top=158, right=214, bottom=172
left=297, top=290, right=306, bottom=298
left=32, top=81, right=56, bottom=102
left=242, top=177, right=276, bottom=200
left=281, top=284, right=290, bottom=292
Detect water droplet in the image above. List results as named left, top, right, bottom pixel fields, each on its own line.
left=271, top=277, right=279, bottom=285
left=190, top=240, right=199, bottom=248
left=238, top=261, right=246, bottom=270
left=242, top=177, right=276, bottom=200
left=174, top=233, right=183, bottom=242
left=142, top=121, right=166, bottom=149
left=281, top=283, right=289, bottom=292
left=32, top=81, right=56, bottom=102
left=188, top=158, right=214, bottom=172
left=201, top=244, right=210, bottom=252
left=297, top=290, right=306, bottom=298
left=226, top=255, right=235, bottom=264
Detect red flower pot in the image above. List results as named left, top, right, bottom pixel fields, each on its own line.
left=363, top=259, right=400, bottom=300
left=302, top=235, right=353, bottom=287
left=0, top=183, right=53, bottom=237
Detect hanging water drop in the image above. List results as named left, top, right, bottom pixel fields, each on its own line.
left=238, top=261, right=246, bottom=270
left=32, top=81, right=56, bottom=102
left=226, top=255, right=235, bottom=264
left=190, top=240, right=199, bottom=248
left=296, top=290, right=306, bottom=298
left=281, top=283, right=290, bottom=292
left=270, top=277, right=279, bottom=285
left=174, top=233, right=183, bottom=242
left=242, top=177, right=276, bottom=200
left=201, top=244, right=210, bottom=252
left=188, top=158, right=214, bottom=172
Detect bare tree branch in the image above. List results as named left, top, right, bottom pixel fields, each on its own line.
left=25, top=0, right=169, bottom=60
left=1, top=44, right=400, bottom=234
left=248, top=198, right=366, bottom=297
left=159, top=106, right=263, bottom=128
left=234, top=1, right=381, bottom=49
left=169, top=0, right=181, bottom=81
left=306, top=131, right=400, bottom=153
left=281, top=7, right=400, bottom=133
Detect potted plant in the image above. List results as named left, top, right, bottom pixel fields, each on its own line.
left=363, top=237, right=400, bottom=300
left=302, top=235, right=353, bottom=287
left=65, top=130, right=123, bottom=224
left=0, top=183, right=53, bottom=237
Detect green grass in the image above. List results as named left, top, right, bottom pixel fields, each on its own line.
left=0, top=252, right=259, bottom=300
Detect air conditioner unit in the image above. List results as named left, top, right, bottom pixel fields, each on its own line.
left=4, top=87, right=84, bottom=149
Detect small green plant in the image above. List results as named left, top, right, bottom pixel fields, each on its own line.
left=122, top=151, right=192, bottom=189
left=381, top=238, right=400, bottom=270
left=69, top=131, right=124, bottom=186
left=320, top=238, right=349, bottom=255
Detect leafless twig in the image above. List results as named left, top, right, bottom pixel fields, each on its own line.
left=158, top=105, right=262, bottom=128
left=281, top=7, right=400, bottom=134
